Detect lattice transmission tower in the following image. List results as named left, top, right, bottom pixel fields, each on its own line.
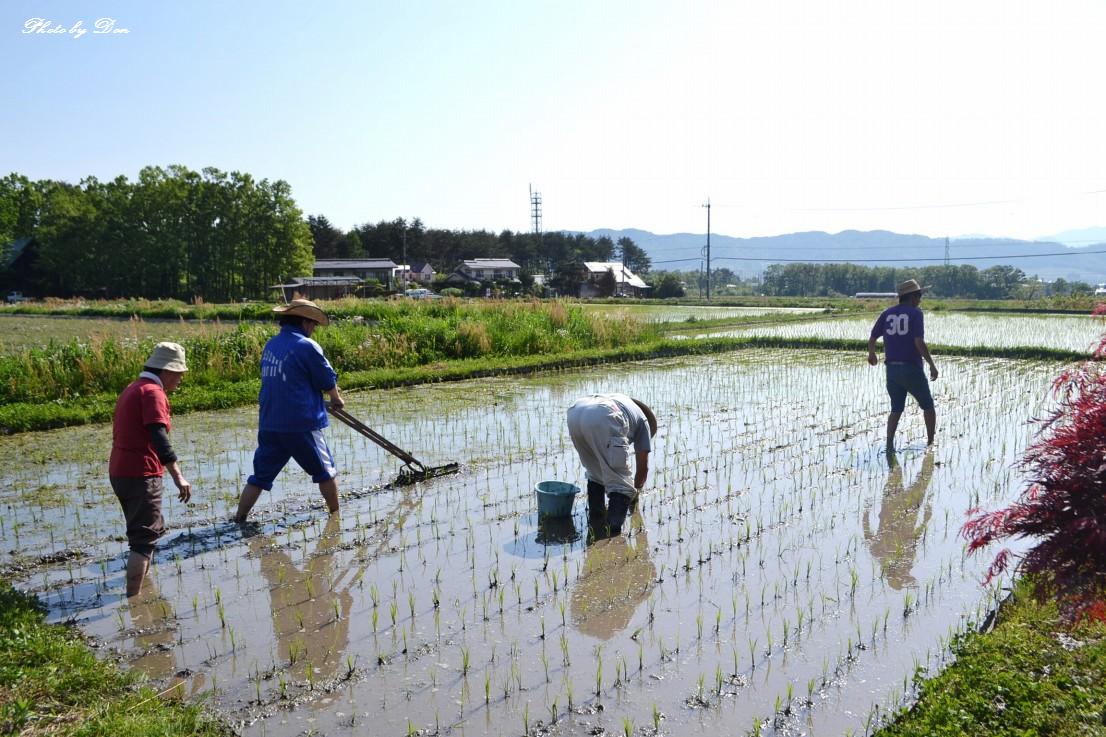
left=529, top=184, right=542, bottom=236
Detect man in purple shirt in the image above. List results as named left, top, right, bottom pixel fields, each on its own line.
left=867, top=279, right=939, bottom=448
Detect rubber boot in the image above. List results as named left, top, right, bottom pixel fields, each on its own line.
left=587, top=481, right=607, bottom=540
left=606, top=493, right=631, bottom=536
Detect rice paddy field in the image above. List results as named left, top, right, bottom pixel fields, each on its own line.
left=0, top=314, right=238, bottom=351
left=1, top=344, right=1062, bottom=737
left=700, top=312, right=1106, bottom=354
left=578, top=304, right=827, bottom=322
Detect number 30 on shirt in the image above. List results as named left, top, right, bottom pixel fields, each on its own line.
left=885, top=314, right=910, bottom=335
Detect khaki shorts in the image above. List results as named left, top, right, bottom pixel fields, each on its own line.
left=110, top=475, right=165, bottom=558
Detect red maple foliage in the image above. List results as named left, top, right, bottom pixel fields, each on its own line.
left=962, top=307, right=1106, bottom=618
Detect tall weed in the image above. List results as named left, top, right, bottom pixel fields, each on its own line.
left=0, top=302, right=659, bottom=404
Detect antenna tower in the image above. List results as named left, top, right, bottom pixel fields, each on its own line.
left=529, top=184, right=542, bottom=236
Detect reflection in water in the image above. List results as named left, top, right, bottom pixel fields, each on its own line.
left=502, top=513, right=585, bottom=559
left=251, top=515, right=354, bottom=685
left=863, top=449, right=936, bottom=590
left=127, top=576, right=178, bottom=681
left=570, top=511, right=656, bottom=640
left=536, top=515, right=582, bottom=546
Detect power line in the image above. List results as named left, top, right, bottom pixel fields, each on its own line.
left=643, top=242, right=1035, bottom=255
left=652, top=249, right=1106, bottom=265
left=637, top=238, right=1106, bottom=255
left=683, top=190, right=1106, bottom=216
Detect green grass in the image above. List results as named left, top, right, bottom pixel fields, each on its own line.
left=0, top=300, right=658, bottom=405
left=0, top=581, right=228, bottom=736
left=4, top=293, right=1099, bottom=320
left=876, top=578, right=1106, bottom=737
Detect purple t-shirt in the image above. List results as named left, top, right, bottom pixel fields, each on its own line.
left=870, top=304, right=924, bottom=366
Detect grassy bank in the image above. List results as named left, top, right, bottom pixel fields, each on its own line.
left=0, top=334, right=1087, bottom=434
left=0, top=300, right=658, bottom=405
left=0, top=582, right=227, bottom=736
left=3, top=294, right=1100, bottom=320
left=876, top=578, right=1106, bottom=737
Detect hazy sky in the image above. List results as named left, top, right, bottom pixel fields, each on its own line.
left=4, top=1, right=1105, bottom=240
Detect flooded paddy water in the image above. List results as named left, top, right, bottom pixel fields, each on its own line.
left=578, top=304, right=827, bottom=323
left=1, top=348, right=1060, bottom=736
left=699, top=312, right=1106, bottom=354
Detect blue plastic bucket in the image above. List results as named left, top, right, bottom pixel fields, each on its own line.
left=535, top=480, right=580, bottom=518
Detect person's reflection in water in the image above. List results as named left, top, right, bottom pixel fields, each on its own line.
left=863, top=448, right=936, bottom=590
left=126, top=574, right=179, bottom=683
left=570, top=510, right=656, bottom=640
left=250, top=514, right=354, bottom=683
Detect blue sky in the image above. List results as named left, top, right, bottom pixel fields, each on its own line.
left=4, top=1, right=1106, bottom=240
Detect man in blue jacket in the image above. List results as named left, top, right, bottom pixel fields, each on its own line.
left=867, top=279, right=939, bottom=449
left=235, top=299, right=345, bottom=522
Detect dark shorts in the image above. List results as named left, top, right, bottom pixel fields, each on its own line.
left=111, top=475, right=165, bottom=558
left=247, top=429, right=337, bottom=491
left=886, top=363, right=935, bottom=413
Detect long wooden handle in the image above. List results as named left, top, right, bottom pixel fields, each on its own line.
left=326, top=405, right=425, bottom=469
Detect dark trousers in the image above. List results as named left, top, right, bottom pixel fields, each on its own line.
left=587, top=480, right=631, bottom=537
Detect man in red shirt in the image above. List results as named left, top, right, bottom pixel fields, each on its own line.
left=109, top=342, right=192, bottom=596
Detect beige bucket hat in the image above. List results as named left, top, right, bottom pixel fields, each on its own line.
left=896, top=279, right=928, bottom=297
left=146, top=342, right=188, bottom=372
left=272, top=298, right=330, bottom=326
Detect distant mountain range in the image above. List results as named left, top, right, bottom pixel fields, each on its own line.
left=583, top=228, right=1106, bottom=283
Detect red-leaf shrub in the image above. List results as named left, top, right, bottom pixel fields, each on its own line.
left=962, top=306, right=1106, bottom=618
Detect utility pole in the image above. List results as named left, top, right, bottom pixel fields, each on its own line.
left=944, top=236, right=950, bottom=267
left=702, top=198, right=712, bottom=301
left=530, top=184, right=544, bottom=276
left=402, top=226, right=408, bottom=292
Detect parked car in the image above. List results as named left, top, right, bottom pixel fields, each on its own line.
left=6, top=291, right=29, bottom=304
left=404, top=288, right=439, bottom=299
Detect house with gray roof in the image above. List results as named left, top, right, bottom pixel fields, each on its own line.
left=457, top=259, right=521, bottom=282
left=313, top=259, right=398, bottom=289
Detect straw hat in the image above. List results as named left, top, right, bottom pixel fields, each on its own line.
left=272, top=298, right=330, bottom=326
left=146, top=342, right=188, bottom=372
left=896, top=279, right=928, bottom=297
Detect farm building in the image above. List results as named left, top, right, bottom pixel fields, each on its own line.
left=314, top=259, right=397, bottom=289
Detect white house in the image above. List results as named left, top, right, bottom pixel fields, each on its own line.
left=581, top=262, right=649, bottom=298
left=457, top=259, right=521, bottom=282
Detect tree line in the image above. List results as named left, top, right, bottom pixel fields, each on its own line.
left=308, top=215, right=652, bottom=282
left=0, top=167, right=313, bottom=302
left=5, top=166, right=1088, bottom=302
left=761, top=262, right=1094, bottom=299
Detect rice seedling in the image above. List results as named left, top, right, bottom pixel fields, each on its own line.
left=4, top=341, right=1060, bottom=737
